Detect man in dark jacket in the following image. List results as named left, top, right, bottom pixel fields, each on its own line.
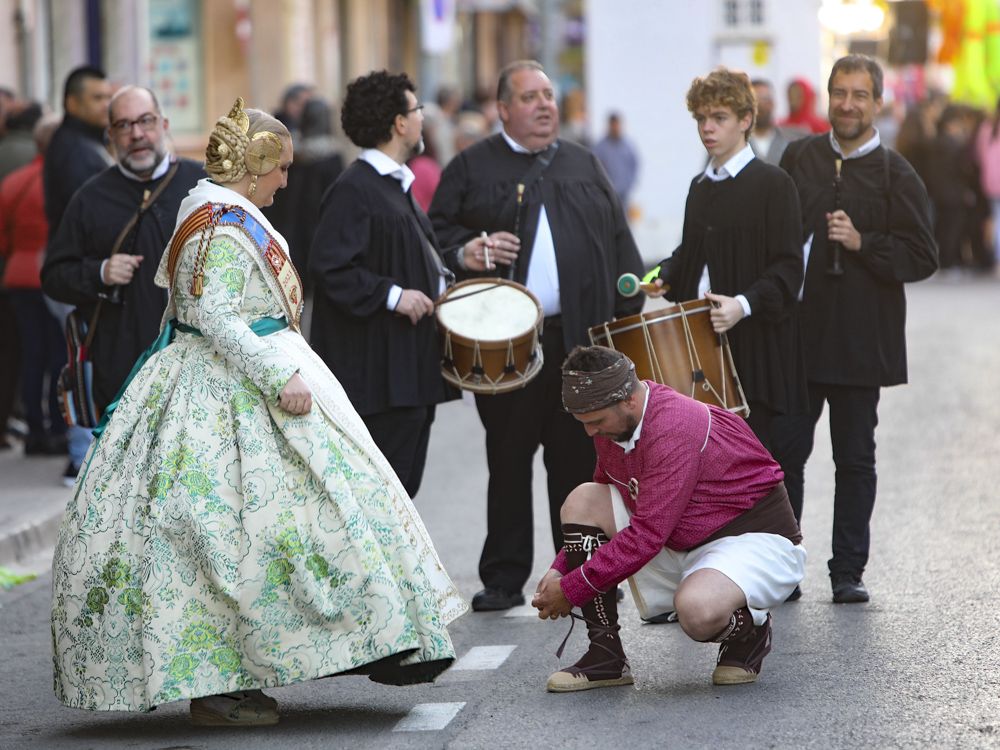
left=42, top=86, right=204, bottom=430
left=44, top=67, right=114, bottom=233
left=308, top=71, right=461, bottom=498
left=41, top=66, right=113, bottom=482
left=772, top=55, right=938, bottom=604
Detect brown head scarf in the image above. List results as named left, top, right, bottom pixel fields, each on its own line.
left=561, top=346, right=637, bottom=413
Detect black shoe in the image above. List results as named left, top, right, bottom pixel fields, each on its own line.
left=785, top=585, right=802, bottom=602
left=641, top=611, right=678, bottom=624
left=615, top=585, right=625, bottom=603
left=471, top=587, right=525, bottom=612
left=831, top=574, right=869, bottom=603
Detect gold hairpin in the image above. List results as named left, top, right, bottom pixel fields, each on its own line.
left=227, top=97, right=250, bottom=134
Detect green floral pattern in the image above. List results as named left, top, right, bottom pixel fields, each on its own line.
left=52, top=226, right=462, bottom=712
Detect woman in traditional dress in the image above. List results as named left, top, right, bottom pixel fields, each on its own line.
left=51, top=99, right=466, bottom=726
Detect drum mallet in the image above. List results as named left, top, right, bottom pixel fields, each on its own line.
left=617, top=271, right=668, bottom=297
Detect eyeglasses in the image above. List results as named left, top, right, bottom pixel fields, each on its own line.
left=109, top=113, right=159, bottom=135
left=405, top=104, right=425, bottom=114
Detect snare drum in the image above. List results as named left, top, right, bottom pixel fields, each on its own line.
left=588, top=299, right=749, bottom=415
left=436, top=278, right=544, bottom=395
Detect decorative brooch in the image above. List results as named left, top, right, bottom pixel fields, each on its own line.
left=628, top=477, right=639, bottom=500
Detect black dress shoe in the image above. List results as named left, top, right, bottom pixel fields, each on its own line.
left=615, top=585, right=626, bottom=602
left=785, top=585, right=802, bottom=602
left=641, top=611, right=678, bottom=624
left=471, top=587, right=525, bottom=612
left=831, top=574, right=869, bottom=603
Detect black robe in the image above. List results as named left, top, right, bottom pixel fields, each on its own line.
left=308, top=160, right=457, bottom=416
left=780, top=135, right=938, bottom=387
left=658, top=158, right=807, bottom=415
left=429, top=134, right=644, bottom=350
left=41, top=160, right=206, bottom=412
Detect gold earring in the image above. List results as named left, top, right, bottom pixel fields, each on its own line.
left=248, top=173, right=257, bottom=198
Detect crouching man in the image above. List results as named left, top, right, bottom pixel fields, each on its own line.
left=532, top=346, right=806, bottom=691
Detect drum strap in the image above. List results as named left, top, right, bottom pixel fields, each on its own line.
left=407, top=189, right=455, bottom=290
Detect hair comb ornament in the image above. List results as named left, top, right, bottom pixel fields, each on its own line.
left=228, top=97, right=250, bottom=134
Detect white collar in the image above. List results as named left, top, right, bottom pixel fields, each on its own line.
left=829, top=127, right=881, bottom=160
left=700, top=142, right=755, bottom=182
left=359, top=148, right=415, bottom=193
left=501, top=129, right=536, bottom=155
left=614, top=382, right=651, bottom=454
left=117, top=153, right=172, bottom=182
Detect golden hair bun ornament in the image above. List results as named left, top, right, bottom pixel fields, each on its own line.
left=227, top=97, right=250, bottom=134
left=246, top=131, right=283, bottom=176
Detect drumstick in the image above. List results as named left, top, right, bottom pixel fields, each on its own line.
left=481, top=231, right=491, bottom=271
left=434, top=282, right=506, bottom=307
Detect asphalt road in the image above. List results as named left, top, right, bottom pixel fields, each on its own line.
left=2, top=275, right=999, bottom=749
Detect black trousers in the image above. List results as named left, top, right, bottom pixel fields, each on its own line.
left=9, top=290, right=66, bottom=439
left=745, top=399, right=776, bottom=454
left=474, top=320, right=595, bottom=593
left=771, top=382, right=880, bottom=578
left=363, top=405, right=436, bottom=498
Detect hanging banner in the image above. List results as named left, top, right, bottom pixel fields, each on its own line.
left=421, top=0, right=456, bottom=55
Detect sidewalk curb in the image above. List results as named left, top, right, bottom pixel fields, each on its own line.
left=0, top=510, right=62, bottom=569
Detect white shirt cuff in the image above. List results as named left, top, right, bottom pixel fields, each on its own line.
left=387, top=285, right=403, bottom=311
left=736, top=294, right=751, bottom=318
left=99, top=259, right=109, bottom=285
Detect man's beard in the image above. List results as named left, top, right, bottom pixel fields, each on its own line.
left=121, top=143, right=163, bottom=175
left=831, top=114, right=867, bottom=142
left=611, top=414, right=639, bottom=443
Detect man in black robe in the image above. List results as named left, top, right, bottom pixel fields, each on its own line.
left=430, top=60, right=644, bottom=611
left=42, top=86, right=204, bottom=418
left=771, top=55, right=938, bottom=604
left=308, top=71, right=462, bottom=498
left=651, top=67, right=807, bottom=451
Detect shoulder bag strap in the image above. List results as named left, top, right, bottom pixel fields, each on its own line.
left=83, top=160, right=182, bottom=348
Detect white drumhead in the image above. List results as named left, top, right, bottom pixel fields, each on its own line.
left=437, top=282, right=539, bottom=340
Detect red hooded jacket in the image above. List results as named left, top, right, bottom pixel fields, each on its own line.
left=780, top=77, right=830, bottom=134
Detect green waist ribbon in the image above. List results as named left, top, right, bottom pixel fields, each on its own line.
left=93, top=316, right=288, bottom=438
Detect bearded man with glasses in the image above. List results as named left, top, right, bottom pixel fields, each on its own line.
left=42, top=86, right=204, bottom=447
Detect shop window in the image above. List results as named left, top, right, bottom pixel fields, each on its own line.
left=722, top=0, right=767, bottom=29
left=148, top=0, right=204, bottom=133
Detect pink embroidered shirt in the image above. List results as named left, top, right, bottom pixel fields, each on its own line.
left=553, top=381, right=783, bottom=607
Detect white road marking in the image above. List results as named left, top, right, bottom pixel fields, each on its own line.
left=392, top=702, right=466, bottom=732
left=450, top=644, right=517, bottom=670
left=503, top=604, right=539, bottom=618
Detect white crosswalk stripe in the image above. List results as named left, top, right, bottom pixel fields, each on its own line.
left=503, top=604, right=540, bottom=617
left=450, top=644, right=517, bottom=670
left=392, top=702, right=466, bottom=732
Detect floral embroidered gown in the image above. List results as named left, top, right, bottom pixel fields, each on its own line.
left=51, top=180, right=466, bottom=712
